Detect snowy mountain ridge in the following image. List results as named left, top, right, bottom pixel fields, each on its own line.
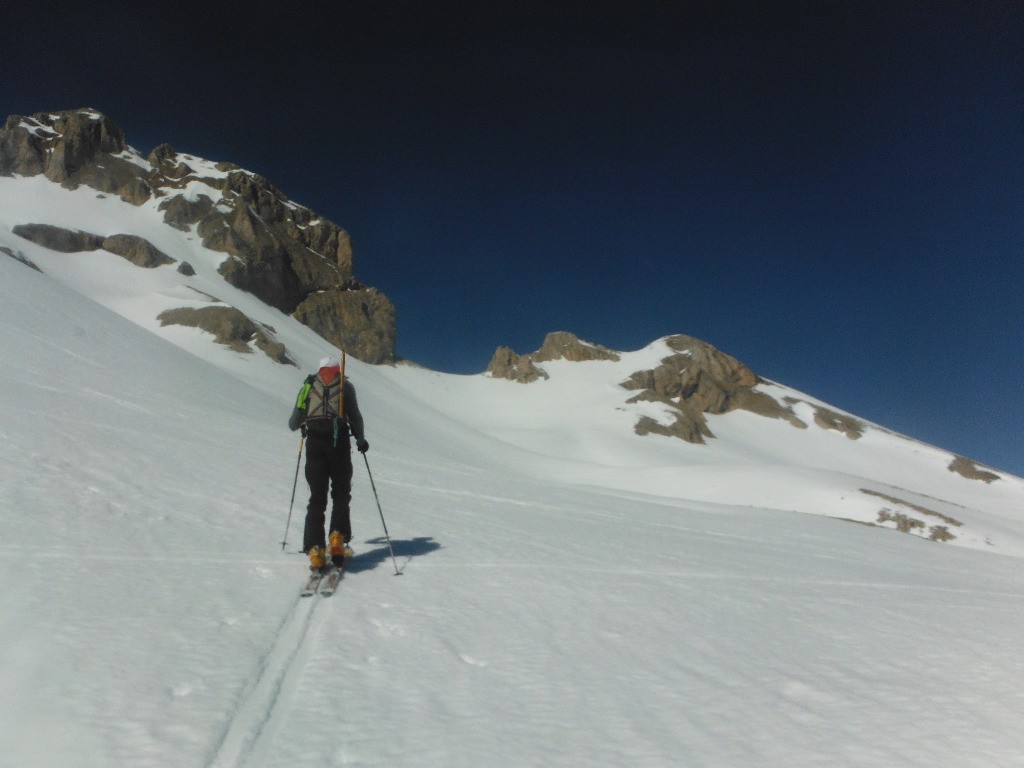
left=0, top=108, right=396, bottom=363
left=3, top=116, right=1024, bottom=767
left=1, top=160, right=1017, bottom=552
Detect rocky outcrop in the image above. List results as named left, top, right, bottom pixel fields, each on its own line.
left=1, top=109, right=121, bottom=178
left=1, top=108, right=396, bottom=363
left=157, top=306, right=295, bottom=365
left=621, top=335, right=806, bottom=444
left=99, top=234, right=174, bottom=268
left=0, top=110, right=150, bottom=204
left=486, top=347, right=550, bottom=383
left=487, top=332, right=810, bottom=442
left=12, top=224, right=174, bottom=268
left=292, top=288, right=397, bottom=365
left=808, top=404, right=865, bottom=440
left=532, top=331, right=620, bottom=363
left=12, top=223, right=102, bottom=252
left=948, top=456, right=1000, bottom=483
left=487, top=331, right=613, bottom=382
left=157, top=193, right=216, bottom=231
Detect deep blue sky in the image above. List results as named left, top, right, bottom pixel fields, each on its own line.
left=6, top=2, right=1023, bottom=475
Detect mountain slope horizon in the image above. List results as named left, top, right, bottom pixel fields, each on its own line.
left=4, top=220, right=1024, bottom=766
left=2, top=104, right=1024, bottom=764
left=1, top=107, right=1020, bottom=554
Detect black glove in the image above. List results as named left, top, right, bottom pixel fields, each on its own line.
left=357, top=439, right=369, bottom=453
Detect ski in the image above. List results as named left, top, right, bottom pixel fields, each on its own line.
left=318, top=564, right=344, bottom=596
left=300, top=570, right=324, bottom=597
left=300, top=564, right=345, bottom=597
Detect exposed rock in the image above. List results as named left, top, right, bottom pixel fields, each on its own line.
left=0, top=109, right=150, bottom=204
left=733, top=389, right=808, bottom=427
left=486, top=347, right=549, bottom=383
left=0, top=109, right=121, bottom=179
left=157, top=193, right=216, bottom=231
left=621, top=335, right=804, bottom=443
left=633, top=413, right=711, bottom=443
left=101, top=234, right=174, bottom=268
left=875, top=509, right=957, bottom=542
left=12, top=223, right=102, bottom=252
left=0, top=114, right=48, bottom=176
left=147, top=143, right=194, bottom=180
left=1, top=108, right=396, bottom=364
left=291, top=288, right=397, bottom=365
left=533, top=331, right=620, bottom=363
left=157, top=306, right=295, bottom=365
left=811, top=406, right=864, bottom=440
left=177, top=261, right=196, bottom=276
left=1, top=246, right=42, bottom=272
left=13, top=224, right=174, bottom=269
left=43, top=109, right=126, bottom=182
left=69, top=155, right=151, bottom=205
left=782, top=396, right=866, bottom=438
left=860, top=489, right=963, bottom=527
left=948, top=456, right=1001, bottom=483
left=207, top=213, right=308, bottom=310
left=486, top=331, right=614, bottom=382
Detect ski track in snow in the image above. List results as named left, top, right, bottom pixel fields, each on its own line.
left=205, top=594, right=320, bottom=768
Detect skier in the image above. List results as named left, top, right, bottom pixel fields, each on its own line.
left=288, top=356, right=369, bottom=572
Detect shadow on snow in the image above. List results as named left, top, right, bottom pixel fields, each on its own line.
left=345, top=536, right=442, bottom=574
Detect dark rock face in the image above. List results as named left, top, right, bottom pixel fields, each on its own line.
left=0, top=110, right=150, bottom=204
left=100, top=234, right=174, bottom=268
left=292, top=288, right=397, bottom=365
left=1, top=109, right=123, bottom=179
left=0, top=108, right=396, bottom=363
left=12, top=223, right=103, bottom=253
left=12, top=224, right=174, bottom=268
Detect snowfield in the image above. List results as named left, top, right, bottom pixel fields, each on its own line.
left=3, top=174, right=1024, bottom=767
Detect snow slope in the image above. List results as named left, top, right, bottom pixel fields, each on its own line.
left=3, top=173, right=1024, bottom=767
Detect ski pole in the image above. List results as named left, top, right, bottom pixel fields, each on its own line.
left=282, top=434, right=305, bottom=550
left=363, top=452, right=400, bottom=575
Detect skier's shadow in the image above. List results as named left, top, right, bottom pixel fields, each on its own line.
left=345, top=536, right=441, bottom=574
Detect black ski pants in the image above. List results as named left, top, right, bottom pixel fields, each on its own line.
left=302, top=433, right=352, bottom=552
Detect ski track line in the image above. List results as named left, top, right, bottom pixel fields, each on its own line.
left=204, top=592, right=322, bottom=768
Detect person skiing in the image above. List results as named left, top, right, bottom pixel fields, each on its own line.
left=288, top=355, right=369, bottom=572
